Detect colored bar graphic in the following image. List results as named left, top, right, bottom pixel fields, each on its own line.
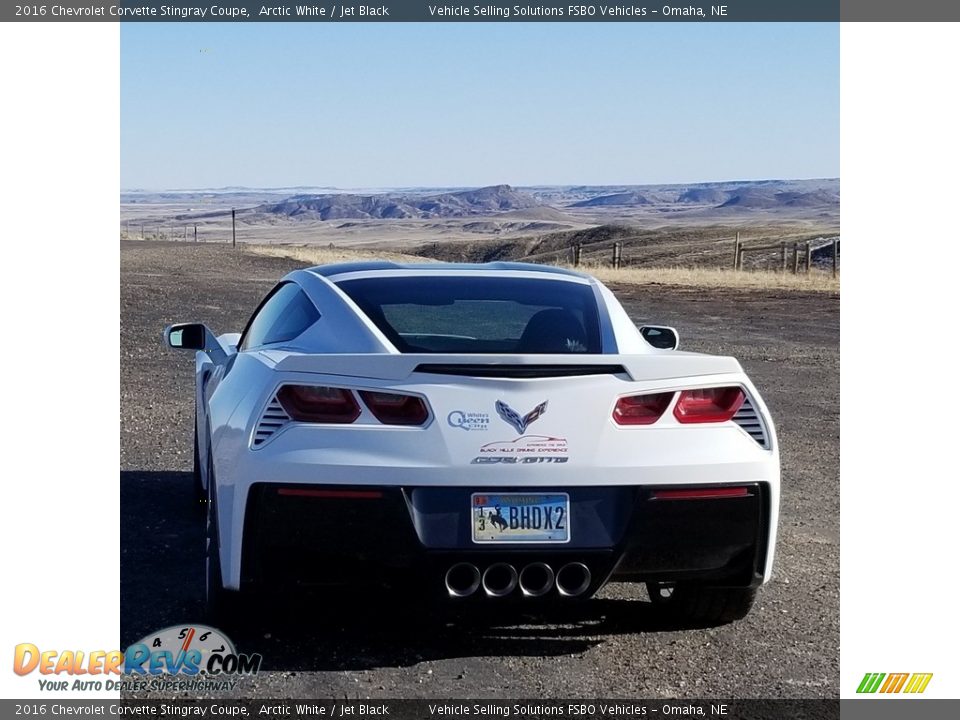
left=857, top=672, right=932, bottom=694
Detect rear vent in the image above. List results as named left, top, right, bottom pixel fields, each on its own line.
left=414, top=364, right=627, bottom=379
left=733, top=396, right=769, bottom=448
left=253, top=396, right=291, bottom=447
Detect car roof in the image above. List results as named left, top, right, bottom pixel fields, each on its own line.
left=307, top=260, right=591, bottom=280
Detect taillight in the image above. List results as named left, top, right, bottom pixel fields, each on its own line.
left=277, top=385, right=361, bottom=424
left=612, top=392, right=674, bottom=425
left=673, top=386, right=745, bottom=424
left=359, top=391, right=429, bottom=426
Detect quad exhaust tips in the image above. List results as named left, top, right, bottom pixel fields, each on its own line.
left=556, top=562, right=592, bottom=597
left=445, top=561, right=591, bottom=598
left=444, top=562, right=481, bottom=598
left=518, top=562, right=555, bottom=597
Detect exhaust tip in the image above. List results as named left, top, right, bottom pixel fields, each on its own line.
left=556, top=562, right=592, bottom=597
left=445, top=562, right=481, bottom=598
left=519, top=562, right=555, bottom=597
left=482, top=563, right=518, bottom=598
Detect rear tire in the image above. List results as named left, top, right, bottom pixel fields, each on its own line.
left=647, top=582, right=757, bottom=626
left=205, top=474, right=245, bottom=628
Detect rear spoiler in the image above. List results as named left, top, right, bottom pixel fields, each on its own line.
left=264, top=352, right=743, bottom=382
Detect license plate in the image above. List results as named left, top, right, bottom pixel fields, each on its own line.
left=471, top=492, right=570, bottom=543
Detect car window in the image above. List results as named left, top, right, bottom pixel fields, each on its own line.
left=240, top=283, right=319, bottom=351
left=335, top=276, right=601, bottom=353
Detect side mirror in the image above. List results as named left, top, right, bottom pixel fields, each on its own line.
left=164, top=323, right=229, bottom=364
left=165, top=323, right=207, bottom=350
left=640, top=325, right=679, bottom=350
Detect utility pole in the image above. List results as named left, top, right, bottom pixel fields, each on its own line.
left=231, top=208, right=236, bottom=248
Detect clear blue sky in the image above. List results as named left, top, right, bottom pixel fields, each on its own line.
left=121, top=23, right=838, bottom=189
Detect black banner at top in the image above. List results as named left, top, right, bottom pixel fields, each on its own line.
left=6, top=1, right=960, bottom=22
left=0, top=0, right=960, bottom=23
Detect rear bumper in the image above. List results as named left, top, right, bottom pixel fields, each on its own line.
left=238, top=482, right=771, bottom=596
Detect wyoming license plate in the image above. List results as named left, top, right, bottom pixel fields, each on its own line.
left=471, top=492, right=570, bottom=543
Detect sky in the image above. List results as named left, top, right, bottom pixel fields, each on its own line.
left=121, top=23, right=839, bottom=189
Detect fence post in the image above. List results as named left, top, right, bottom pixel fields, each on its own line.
left=832, top=238, right=838, bottom=278
left=733, top=233, right=741, bottom=270
left=612, top=242, right=622, bottom=269
left=194, top=224, right=198, bottom=243
left=780, top=241, right=787, bottom=272
left=231, top=209, right=236, bottom=248
left=792, top=243, right=799, bottom=274
left=572, top=243, right=582, bottom=267
left=805, top=241, right=812, bottom=275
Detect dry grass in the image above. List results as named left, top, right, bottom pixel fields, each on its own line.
left=581, top=264, right=840, bottom=293
left=245, top=243, right=427, bottom=265
left=245, top=244, right=839, bottom=293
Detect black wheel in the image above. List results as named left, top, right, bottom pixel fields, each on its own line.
left=205, top=476, right=245, bottom=627
left=647, top=582, right=757, bottom=626
left=192, top=420, right=205, bottom=510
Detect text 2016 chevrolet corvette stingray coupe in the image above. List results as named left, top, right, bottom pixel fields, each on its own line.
left=165, top=261, right=779, bottom=626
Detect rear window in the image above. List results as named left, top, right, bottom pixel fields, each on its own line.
left=336, top=275, right=601, bottom=353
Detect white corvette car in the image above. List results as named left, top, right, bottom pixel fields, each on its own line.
left=165, top=261, right=779, bottom=626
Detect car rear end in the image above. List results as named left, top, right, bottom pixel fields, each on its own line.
left=221, top=353, right=778, bottom=608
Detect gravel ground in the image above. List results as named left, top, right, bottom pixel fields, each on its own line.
left=121, top=241, right=839, bottom=699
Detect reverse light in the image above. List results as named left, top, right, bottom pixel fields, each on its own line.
left=277, top=385, right=361, bottom=424
left=673, top=386, right=745, bottom=424
left=359, top=391, right=429, bottom=426
left=612, top=392, right=674, bottom=425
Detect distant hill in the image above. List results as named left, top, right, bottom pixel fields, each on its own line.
left=677, top=187, right=728, bottom=204
left=564, top=179, right=839, bottom=212
left=570, top=191, right=653, bottom=207
left=254, top=184, right=538, bottom=221
left=720, top=188, right=840, bottom=209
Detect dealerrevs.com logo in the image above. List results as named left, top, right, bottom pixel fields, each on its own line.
left=13, top=625, right=262, bottom=692
left=856, top=672, right=933, bottom=694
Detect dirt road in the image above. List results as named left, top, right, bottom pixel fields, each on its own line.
left=120, top=241, right=839, bottom=698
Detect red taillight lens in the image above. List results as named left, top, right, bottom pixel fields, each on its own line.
left=359, top=391, right=429, bottom=426
left=612, top=392, right=674, bottom=425
left=673, top=386, right=745, bottom=424
left=277, top=488, right=383, bottom=499
left=650, top=487, right=751, bottom=500
left=277, top=385, right=361, bottom=424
